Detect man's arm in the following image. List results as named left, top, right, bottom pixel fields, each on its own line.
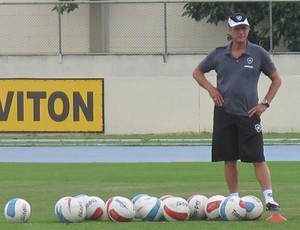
left=192, top=65, right=224, bottom=106
left=248, top=71, right=282, bottom=117
left=263, top=71, right=282, bottom=103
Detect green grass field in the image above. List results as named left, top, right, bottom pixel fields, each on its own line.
left=0, top=132, right=299, bottom=146
left=0, top=161, right=298, bottom=229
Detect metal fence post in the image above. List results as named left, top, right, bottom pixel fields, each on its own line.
left=58, top=10, right=63, bottom=63
left=163, top=2, right=168, bottom=63
left=269, top=1, right=273, bottom=53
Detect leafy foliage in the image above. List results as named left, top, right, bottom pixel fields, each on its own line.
left=272, top=2, right=300, bottom=51
left=182, top=2, right=300, bottom=51
left=52, top=0, right=78, bottom=15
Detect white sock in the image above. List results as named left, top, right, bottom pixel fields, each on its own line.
left=230, top=192, right=239, bottom=197
left=263, top=189, right=274, bottom=204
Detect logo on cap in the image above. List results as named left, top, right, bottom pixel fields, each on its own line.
left=228, top=13, right=249, bottom=27
left=236, top=15, right=243, bottom=21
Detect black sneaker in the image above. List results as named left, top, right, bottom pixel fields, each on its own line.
left=266, top=201, right=281, bottom=211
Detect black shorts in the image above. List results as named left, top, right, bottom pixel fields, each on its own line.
left=212, top=106, right=265, bottom=163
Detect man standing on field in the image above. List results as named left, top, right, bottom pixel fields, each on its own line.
left=192, top=13, right=282, bottom=211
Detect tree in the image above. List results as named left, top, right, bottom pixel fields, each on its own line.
left=52, top=0, right=78, bottom=14
left=182, top=2, right=300, bottom=52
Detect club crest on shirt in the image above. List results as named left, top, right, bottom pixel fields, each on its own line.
left=244, top=57, right=254, bottom=69
left=247, top=57, right=254, bottom=64
left=255, top=124, right=262, bottom=132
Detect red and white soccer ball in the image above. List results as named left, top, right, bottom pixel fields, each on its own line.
left=85, top=196, right=106, bottom=220
left=134, top=196, right=163, bottom=221
left=241, top=195, right=264, bottom=220
left=55, top=196, right=86, bottom=223
left=163, top=197, right=190, bottom=221
left=106, top=196, right=135, bottom=222
left=205, top=195, right=225, bottom=220
left=159, top=195, right=174, bottom=202
left=4, top=198, right=31, bottom=223
left=219, top=196, right=246, bottom=221
left=159, top=195, right=174, bottom=221
left=187, top=194, right=208, bottom=220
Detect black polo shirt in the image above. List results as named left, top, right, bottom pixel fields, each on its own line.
left=199, top=41, right=277, bottom=116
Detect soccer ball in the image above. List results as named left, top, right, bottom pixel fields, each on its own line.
left=187, top=194, right=208, bottom=220
left=219, top=196, right=246, bottom=221
left=205, top=195, right=225, bottom=220
left=55, top=196, right=86, bottom=223
left=132, top=194, right=151, bottom=219
left=4, top=198, right=31, bottom=223
left=159, top=195, right=174, bottom=221
left=132, top=193, right=150, bottom=219
left=241, top=195, right=264, bottom=220
left=132, top=194, right=150, bottom=205
left=163, top=197, right=190, bottom=221
left=74, top=194, right=90, bottom=206
left=135, top=196, right=163, bottom=221
left=74, top=194, right=90, bottom=218
left=159, top=195, right=174, bottom=202
left=54, top=196, right=72, bottom=218
left=85, top=196, right=106, bottom=220
left=106, top=196, right=135, bottom=222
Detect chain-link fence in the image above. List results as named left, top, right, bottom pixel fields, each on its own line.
left=0, top=1, right=296, bottom=56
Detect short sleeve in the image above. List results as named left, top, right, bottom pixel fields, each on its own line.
left=260, top=48, right=277, bottom=76
left=199, top=49, right=217, bottom=73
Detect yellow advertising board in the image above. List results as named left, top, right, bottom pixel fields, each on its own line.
left=0, top=79, right=104, bottom=132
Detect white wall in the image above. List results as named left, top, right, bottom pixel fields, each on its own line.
left=0, top=54, right=299, bottom=134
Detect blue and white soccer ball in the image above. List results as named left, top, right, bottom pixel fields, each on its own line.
left=74, top=194, right=90, bottom=207
left=132, top=194, right=150, bottom=219
left=132, top=194, right=150, bottom=205
left=134, top=196, right=163, bottom=221
left=4, top=198, right=31, bottom=223
left=219, top=196, right=246, bottom=221
left=241, top=195, right=264, bottom=220
left=55, top=196, right=86, bottom=223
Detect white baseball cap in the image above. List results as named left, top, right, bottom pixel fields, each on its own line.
left=228, top=13, right=249, bottom=27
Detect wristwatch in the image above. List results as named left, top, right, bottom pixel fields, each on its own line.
left=261, top=99, right=270, bottom=108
